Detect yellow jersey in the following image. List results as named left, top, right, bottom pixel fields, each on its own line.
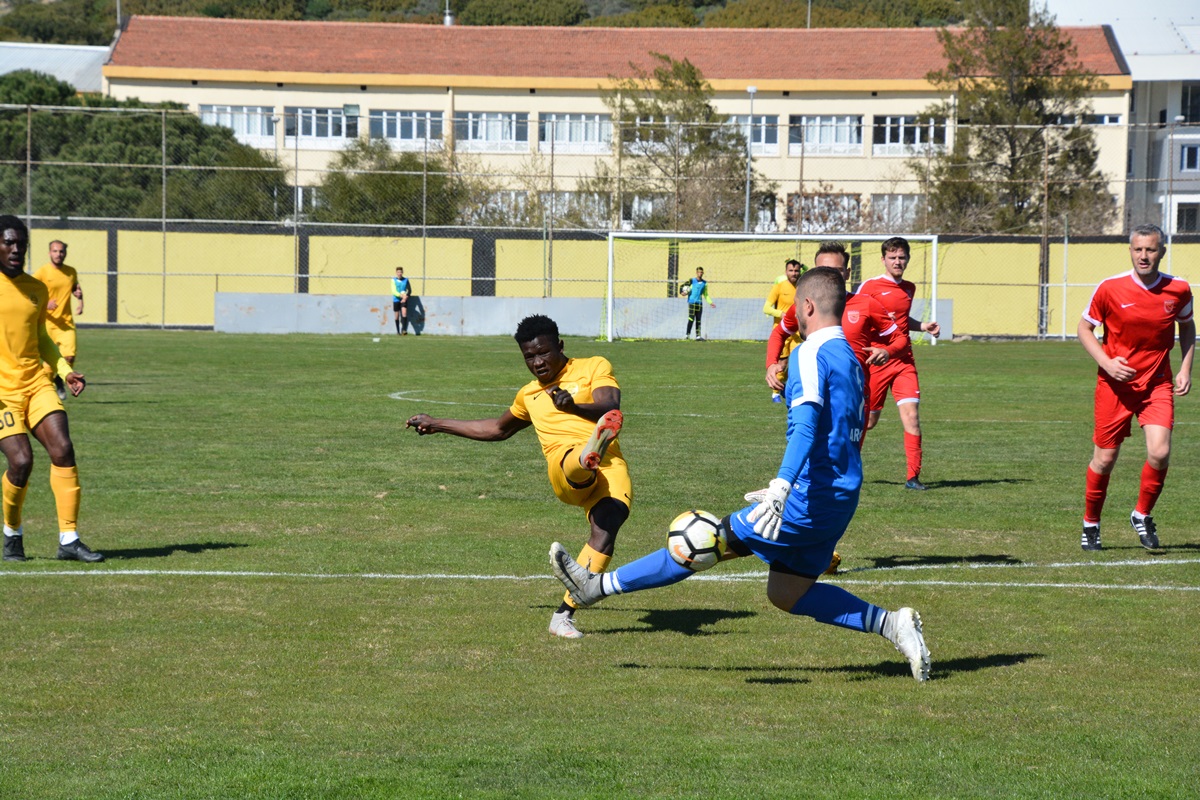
left=764, top=280, right=796, bottom=320
left=0, top=271, right=67, bottom=393
left=32, top=263, right=78, bottom=331
left=510, top=356, right=622, bottom=460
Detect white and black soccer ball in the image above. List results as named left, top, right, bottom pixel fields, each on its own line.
left=666, top=509, right=726, bottom=572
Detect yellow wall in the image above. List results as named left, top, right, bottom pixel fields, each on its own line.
left=496, top=239, right=609, bottom=298
left=307, top=236, right=473, bottom=297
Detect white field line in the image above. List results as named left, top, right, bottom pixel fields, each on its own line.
left=4, top=557, right=1199, bottom=592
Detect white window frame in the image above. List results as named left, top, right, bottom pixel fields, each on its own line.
left=199, top=105, right=275, bottom=147
left=788, top=115, right=863, bottom=156
left=369, top=110, right=443, bottom=151
left=872, top=116, right=946, bottom=156
left=454, top=112, right=529, bottom=153
left=284, top=107, right=358, bottom=150
left=1084, top=113, right=1122, bottom=126
left=870, top=193, right=924, bottom=229
left=1181, top=144, right=1200, bottom=173
left=728, top=114, right=779, bottom=157
left=538, top=113, right=612, bottom=155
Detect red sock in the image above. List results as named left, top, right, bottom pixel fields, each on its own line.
left=1135, top=462, right=1168, bottom=516
left=904, top=432, right=922, bottom=480
left=1084, top=466, right=1111, bottom=524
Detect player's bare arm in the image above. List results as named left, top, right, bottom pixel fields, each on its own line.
left=65, top=371, right=85, bottom=397
left=547, top=385, right=619, bottom=423
left=406, top=410, right=530, bottom=441
left=73, top=283, right=83, bottom=314
left=766, top=362, right=785, bottom=392
left=1077, top=317, right=1135, bottom=382
left=1175, top=319, right=1195, bottom=396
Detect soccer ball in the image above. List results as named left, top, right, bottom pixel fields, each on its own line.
left=666, top=509, right=726, bottom=572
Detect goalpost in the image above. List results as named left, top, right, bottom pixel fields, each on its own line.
left=604, top=231, right=940, bottom=342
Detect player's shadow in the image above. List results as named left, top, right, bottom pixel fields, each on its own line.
left=852, top=553, right=1023, bottom=570
left=617, top=651, right=1042, bottom=685
left=871, top=477, right=1031, bottom=489
left=602, top=607, right=757, bottom=637
left=99, top=541, right=248, bottom=560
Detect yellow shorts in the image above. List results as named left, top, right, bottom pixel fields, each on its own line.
left=0, top=378, right=64, bottom=441
left=46, top=325, right=77, bottom=360
left=546, top=444, right=633, bottom=516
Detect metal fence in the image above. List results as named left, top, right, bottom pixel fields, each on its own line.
left=2, top=104, right=1197, bottom=335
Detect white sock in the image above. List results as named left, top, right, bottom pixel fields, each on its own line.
left=601, top=572, right=622, bottom=596
left=1131, top=510, right=1147, bottom=521
left=59, top=531, right=79, bottom=546
left=4, top=524, right=22, bottom=538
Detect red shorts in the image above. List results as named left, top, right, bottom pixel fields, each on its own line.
left=867, top=358, right=919, bottom=412
left=1093, top=378, right=1174, bottom=449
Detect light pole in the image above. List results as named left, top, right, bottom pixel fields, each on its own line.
left=807, top=0, right=812, bottom=28
left=743, top=85, right=757, bottom=233
left=1167, top=114, right=1184, bottom=271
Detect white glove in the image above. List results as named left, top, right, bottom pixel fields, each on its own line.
left=744, top=478, right=790, bottom=541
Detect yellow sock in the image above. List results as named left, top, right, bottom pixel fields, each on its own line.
left=2, top=471, right=28, bottom=531
left=49, top=464, right=81, bottom=534
left=562, top=543, right=612, bottom=610
left=562, top=448, right=595, bottom=486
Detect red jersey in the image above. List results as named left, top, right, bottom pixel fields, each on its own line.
left=767, top=293, right=903, bottom=368
left=856, top=274, right=917, bottom=363
left=1083, top=270, right=1194, bottom=393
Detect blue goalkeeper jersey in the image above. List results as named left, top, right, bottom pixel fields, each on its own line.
left=780, top=325, right=864, bottom=527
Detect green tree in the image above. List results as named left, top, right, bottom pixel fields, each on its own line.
left=593, top=52, right=772, bottom=231
left=912, top=1, right=1116, bottom=235
left=0, top=0, right=113, bottom=45
left=313, top=138, right=463, bottom=225
left=582, top=4, right=697, bottom=26
left=458, top=0, right=588, bottom=25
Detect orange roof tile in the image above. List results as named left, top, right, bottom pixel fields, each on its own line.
left=107, top=16, right=1127, bottom=84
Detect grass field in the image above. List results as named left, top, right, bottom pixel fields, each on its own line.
left=2, top=330, right=1199, bottom=799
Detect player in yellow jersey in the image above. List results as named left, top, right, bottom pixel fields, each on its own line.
left=32, top=240, right=83, bottom=401
left=0, top=216, right=99, bottom=564
left=406, top=314, right=629, bottom=639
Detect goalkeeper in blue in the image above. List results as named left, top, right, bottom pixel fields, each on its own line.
left=550, top=267, right=931, bottom=682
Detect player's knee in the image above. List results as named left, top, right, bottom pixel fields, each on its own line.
left=4, top=452, right=33, bottom=484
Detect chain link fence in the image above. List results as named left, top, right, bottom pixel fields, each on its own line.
left=1, top=104, right=1197, bottom=336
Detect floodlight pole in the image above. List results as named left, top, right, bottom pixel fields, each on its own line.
left=743, top=86, right=757, bottom=233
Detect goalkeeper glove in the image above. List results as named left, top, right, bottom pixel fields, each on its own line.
left=744, top=478, right=790, bottom=541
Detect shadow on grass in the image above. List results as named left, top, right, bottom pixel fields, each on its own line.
left=617, top=651, right=1043, bottom=685
left=852, top=553, right=1024, bottom=570
left=870, top=478, right=1031, bottom=489
left=534, top=606, right=757, bottom=637
left=101, top=541, right=249, bottom=560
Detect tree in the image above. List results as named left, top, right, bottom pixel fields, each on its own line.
left=313, top=138, right=463, bottom=226
left=912, top=1, right=1116, bottom=235
left=458, top=0, right=588, bottom=25
left=582, top=4, right=697, bottom=26
left=593, top=52, right=773, bottom=231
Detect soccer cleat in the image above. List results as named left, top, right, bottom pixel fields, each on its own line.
left=580, top=409, right=623, bottom=471
left=1130, top=513, right=1160, bottom=550
left=823, top=550, right=841, bottom=575
left=549, top=542, right=605, bottom=608
left=905, top=478, right=928, bottom=491
left=1081, top=524, right=1102, bottom=551
left=883, top=607, right=931, bottom=682
left=56, top=539, right=104, bottom=563
left=3, top=534, right=26, bottom=562
left=548, top=610, right=584, bottom=639
left=53, top=376, right=67, bottom=401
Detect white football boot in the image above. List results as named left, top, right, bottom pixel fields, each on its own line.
left=883, top=607, right=931, bottom=682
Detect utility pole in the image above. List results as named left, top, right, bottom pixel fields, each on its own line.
left=1038, top=142, right=1050, bottom=338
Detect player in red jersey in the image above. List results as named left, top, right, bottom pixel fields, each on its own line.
left=1078, top=224, right=1194, bottom=552
left=855, top=237, right=941, bottom=490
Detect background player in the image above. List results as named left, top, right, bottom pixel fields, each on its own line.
left=32, top=240, right=83, bottom=401
left=856, top=237, right=940, bottom=490
left=1078, top=223, right=1193, bottom=551
left=550, top=268, right=930, bottom=682
left=392, top=267, right=411, bottom=335
left=679, top=267, right=714, bottom=341
left=406, top=314, right=629, bottom=639
left=0, top=216, right=99, bottom=564
left=764, top=259, right=804, bottom=402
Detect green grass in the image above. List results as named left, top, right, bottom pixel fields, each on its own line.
left=2, top=330, right=1198, bottom=798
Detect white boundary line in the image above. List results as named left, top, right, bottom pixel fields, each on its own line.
left=4, top=556, right=1199, bottom=592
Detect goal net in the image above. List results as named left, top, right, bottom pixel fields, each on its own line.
left=604, top=232, right=940, bottom=342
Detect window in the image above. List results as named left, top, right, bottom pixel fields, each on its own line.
left=621, top=116, right=676, bottom=148
left=728, top=114, right=779, bottom=156
left=787, top=115, right=863, bottom=156
left=870, top=194, right=924, bottom=230
left=1181, top=145, right=1200, bottom=172
left=1179, top=204, right=1199, bottom=233
left=369, top=110, right=443, bottom=150
left=620, top=194, right=670, bottom=228
left=284, top=107, right=358, bottom=148
left=539, top=191, right=612, bottom=227
left=1182, top=83, right=1200, bottom=124
left=537, top=113, right=612, bottom=154
left=786, top=192, right=862, bottom=233
left=1083, top=114, right=1122, bottom=126
left=454, top=112, right=529, bottom=152
left=872, top=116, right=946, bottom=156
left=199, top=105, right=275, bottom=145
